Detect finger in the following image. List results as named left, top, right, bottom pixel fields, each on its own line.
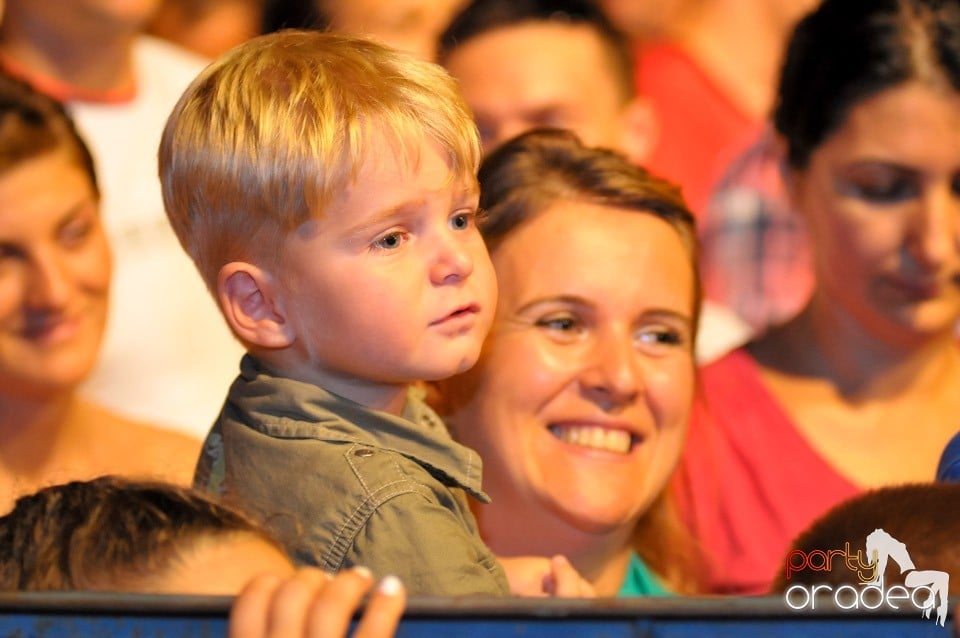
left=229, top=573, right=284, bottom=638
left=541, top=570, right=557, bottom=597
left=304, top=567, right=376, bottom=638
left=549, top=555, right=594, bottom=598
left=352, top=575, right=406, bottom=638
left=548, top=555, right=576, bottom=597
left=264, top=568, right=332, bottom=638
left=500, top=556, right=550, bottom=596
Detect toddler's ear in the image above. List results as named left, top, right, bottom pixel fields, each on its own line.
left=217, top=262, right=293, bottom=348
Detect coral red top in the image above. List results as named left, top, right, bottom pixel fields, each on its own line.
left=635, top=41, right=760, bottom=219
left=674, top=348, right=861, bottom=594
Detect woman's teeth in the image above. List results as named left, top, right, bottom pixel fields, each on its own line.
left=548, top=425, right=634, bottom=454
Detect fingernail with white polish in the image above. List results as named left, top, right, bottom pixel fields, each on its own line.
left=353, top=566, right=373, bottom=579
left=378, top=575, right=403, bottom=596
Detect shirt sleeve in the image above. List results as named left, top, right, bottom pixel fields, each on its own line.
left=192, top=423, right=225, bottom=494
left=347, top=490, right=510, bottom=597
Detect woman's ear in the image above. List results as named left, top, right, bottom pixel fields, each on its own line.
left=217, top=262, right=294, bottom=349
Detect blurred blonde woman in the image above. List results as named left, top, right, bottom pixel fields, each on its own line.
left=0, top=73, right=199, bottom=513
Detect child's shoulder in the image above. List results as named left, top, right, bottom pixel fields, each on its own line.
left=221, top=419, right=449, bottom=506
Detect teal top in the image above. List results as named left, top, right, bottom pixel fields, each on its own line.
left=617, top=552, right=672, bottom=597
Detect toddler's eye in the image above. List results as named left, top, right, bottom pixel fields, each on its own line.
left=538, top=317, right=577, bottom=331
left=450, top=211, right=476, bottom=231
left=373, top=231, right=406, bottom=251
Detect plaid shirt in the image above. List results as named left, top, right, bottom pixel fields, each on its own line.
left=699, top=129, right=815, bottom=331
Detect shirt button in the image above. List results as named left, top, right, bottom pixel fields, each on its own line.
left=354, top=448, right=374, bottom=458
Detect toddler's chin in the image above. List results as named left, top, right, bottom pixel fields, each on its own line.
left=423, top=349, right=483, bottom=382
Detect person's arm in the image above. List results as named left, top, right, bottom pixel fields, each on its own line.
left=229, top=567, right=406, bottom=638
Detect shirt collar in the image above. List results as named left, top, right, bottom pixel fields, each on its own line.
left=230, top=355, right=490, bottom=502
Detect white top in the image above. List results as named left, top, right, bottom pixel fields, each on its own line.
left=696, top=301, right=753, bottom=364
left=73, top=37, right=244, bottom=438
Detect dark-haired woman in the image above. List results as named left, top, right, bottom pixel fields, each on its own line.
left=678, top=0, right=960, bottom=594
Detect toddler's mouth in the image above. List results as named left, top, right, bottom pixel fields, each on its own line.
left=433, top=303, right=479, bottom=325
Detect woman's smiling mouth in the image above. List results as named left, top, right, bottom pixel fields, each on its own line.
left=547, top=424, right=639, bottom=454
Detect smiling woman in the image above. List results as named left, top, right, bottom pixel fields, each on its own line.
left=434, top=128, right=700, bottom=596
left=0, top=72, right=200, bottom=513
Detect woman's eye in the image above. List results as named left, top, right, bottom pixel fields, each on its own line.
left=59, top=218, right=93, bottom=247
left=372, top=231, right=406, bottom=251
left=476, top=121, right=496, bottom=146
left=950, top=174, right=960, bottom=197
left=535, top=315, right=582, bottom=333
left=841, top=173, right=917, bottom=204
left=532, top=108, right=567, bottom=129
left=859, top=181, right=916, bottom=203
left=636, top=327, right=686, bottom=349
left=0, top=243, right=22, bottom=262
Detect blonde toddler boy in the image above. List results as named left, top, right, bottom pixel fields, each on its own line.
left=159, top=30, right=507, bottom=596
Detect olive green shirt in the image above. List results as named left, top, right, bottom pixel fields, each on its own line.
left=195, top=355, right=509, bottom=597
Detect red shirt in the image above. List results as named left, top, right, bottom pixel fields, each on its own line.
left=675, top=349, right=860, bottom=594
left=636, top=41, right=760, bottom=219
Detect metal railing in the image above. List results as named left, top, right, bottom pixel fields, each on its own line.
left=0, top=592, right=953, bottom=637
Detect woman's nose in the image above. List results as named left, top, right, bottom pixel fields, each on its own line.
left=579, top=331, right=642, bottom=409
left=907, top=187, right=960, bottom=271
left=27, top=251, right=71, bottom=308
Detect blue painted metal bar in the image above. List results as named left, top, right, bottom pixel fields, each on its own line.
left=0, top=593, right=953, bottom=637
